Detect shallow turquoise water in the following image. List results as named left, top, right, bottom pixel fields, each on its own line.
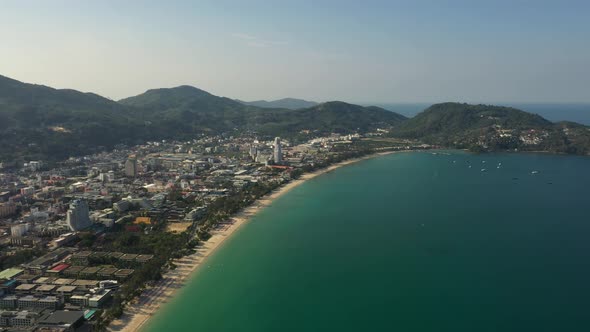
left=146, top=151, right=590, bottom=332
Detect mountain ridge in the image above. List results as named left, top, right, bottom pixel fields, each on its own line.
left=1, top=74, right=587, bottom=162
left=0, top=74, right=407, bottom=162
left=237, top=97, right=318, bottom=110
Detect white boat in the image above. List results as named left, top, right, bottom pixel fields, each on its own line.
left=531, top=170, right=539, bottom=174
left=481, top=168, right=486, bottom=172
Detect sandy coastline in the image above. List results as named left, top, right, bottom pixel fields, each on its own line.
left=107, top=150, right=399, bottom=332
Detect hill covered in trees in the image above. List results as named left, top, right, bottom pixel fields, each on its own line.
left=391, top=102, right=590, bottom=154
left=0, top=75, right=407, bottom=162
left=1, top=74, right=588, bottom=163
left=236, top=98, right=318, bottom=110
left=119, top=88, right=406, bottom=138
left=0, top=75, right=149, bottom=161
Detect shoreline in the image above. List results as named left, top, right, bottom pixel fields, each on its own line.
left=107, top=150, right=403, bottom=332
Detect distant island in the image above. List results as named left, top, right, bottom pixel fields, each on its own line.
left=0, top=74, right=589, bottom=166
left=236, top=98, right=319, bottom=110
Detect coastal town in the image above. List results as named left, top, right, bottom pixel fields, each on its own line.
left=0, top=131, right=426, bottom=331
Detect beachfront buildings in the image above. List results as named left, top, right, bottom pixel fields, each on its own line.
left=0, top=128, right=424, bottom=331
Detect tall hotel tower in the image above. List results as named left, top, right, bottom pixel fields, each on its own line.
left=66, top=199, right=92, bottom=231
left=273, top=137, right=282, bottom=164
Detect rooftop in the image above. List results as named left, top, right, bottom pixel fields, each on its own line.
left=36, top=285, right=57, bottom=292
left=71, top=280, right=99, bottom=287
left=0, top=268, right=23, bottom=280
left=33, top=277, right=51, bottom=284
left=56, top=286, right=76, bottom=293
left=15, top=284, right=37, bottom=291
left=72, top=251, right=92, bottom=258
left=38, top=310, right=84, bottom=326
left=53, top=278, right=75, bottom=285
left=114, top=269, right=134, bottom=277
left=136, top=254, right=154, bottom=262
left=49, top=263, right=70, bottom=273
left=120, top=254, right=138, bottom=261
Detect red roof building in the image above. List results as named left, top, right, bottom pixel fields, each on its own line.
left=48, top=263, right=70, bottom=274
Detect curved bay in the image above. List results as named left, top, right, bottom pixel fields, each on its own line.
left=146, top=151, right=590, bottom=332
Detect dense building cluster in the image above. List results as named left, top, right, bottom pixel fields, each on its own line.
left=0, top=131, right=423, bottom=330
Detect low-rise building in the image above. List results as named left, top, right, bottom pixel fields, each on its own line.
left=68, top=294, right=88, bottom=307
left=97, top=267, right=118, bottom=278
left=114, top=269, right=134, bottom=280
left=0, top=296, right=18, bottom=309
left=0, top=310, right=39, bottom=328
left=37, top=310, right=85, bottom=331
left=136, top=254, right=154, bottom=264
left=89, top=289, right=111, bottom=308
left=38, top=296, right=60, bottom=309
left=15, top=284, right=37, bottom=295
left=71, top=279, right=99, bottom=290
left=47, top=263, right=70, bottom=276
left=55, top=286, right=76, bottom=300
left=22, top=248, right=71, bottom=273
left=17, top=295, right=38, bottom=309
left=69, top=251, right=92, bottom=265
left=63, top=266, right=84, bottom=278
left=80, top=266, right=101, bottom=278
left=0, top=268, right=24, bottom=281
left=35, top=284, right=56, bottom=296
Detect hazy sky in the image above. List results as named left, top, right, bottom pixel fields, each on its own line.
left=1, top=0, right=589, bottom=103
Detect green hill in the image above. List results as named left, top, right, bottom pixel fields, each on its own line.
left=237, top=98, right=318, bottom=110
left=119, top=86, right=260, bottom=136
left=119, top=89, right=407, bottom=138
left=0, top=74, right=128, bottom=126
left=0, top=75, right=150, bottom=161
left=120, top=85, right=244, bottom=111
left=3, top=74, right=585, bottom=162
left=0, top=75, right=407, bottom=162
left=392, top=102, right=590, bottom=154
left=262, top=101, right=407, bottom=134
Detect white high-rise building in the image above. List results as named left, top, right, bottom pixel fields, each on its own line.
left=66, top=199, right=92, bottom=231
left=273, top=137, right=282, bottom=164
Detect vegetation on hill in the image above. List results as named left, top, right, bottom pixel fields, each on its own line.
left=237, top=97, right=318, bottom=109
left=245, top=101, right=407, bottom=137
left=0, top=75, right=407, bottom=163
left=119, top=90, right=406, bottom=140
left=1, top=74, right=587, bottom=162
left=391, top=102, right=590, bottom=154
left=119, top=85, right=242, bottom=112
left=0, top=75, right=152, bottom=161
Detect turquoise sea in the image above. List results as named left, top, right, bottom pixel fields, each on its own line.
left=146, top=151, right=590, bottom=332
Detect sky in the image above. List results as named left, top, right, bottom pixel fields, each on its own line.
left=1, top=0, right=589, bottom=103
